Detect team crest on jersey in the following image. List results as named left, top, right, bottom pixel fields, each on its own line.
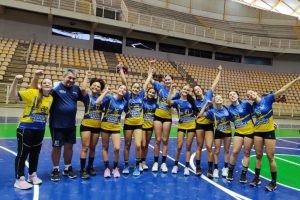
left=59, top=90, right=66, bottom=94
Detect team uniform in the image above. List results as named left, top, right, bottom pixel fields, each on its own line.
left=80, top=94, right=102, bottom=134
left=205, top=107, right=231, bottom=139
left=16, top=89, right=53, bottom=179
left=153, top=81, right=180, bottom=122
left=252, top=94, right=276, bottom=139
left=123, top=89, right=144, bottom=130
left=100, top=95, right=127, bottom=134
left=142, top=98, right=157, bottom=131
left=228, top=100, right=255, bottom=138
left=171, top=99, right=196, bottom=133
left=49, top=82, right=83, bottom=147
left=195, top=89, right=214, bottom=131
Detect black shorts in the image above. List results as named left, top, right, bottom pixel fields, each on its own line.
left=123, top=124, right=143, bottom=131
left=142, top=127, right=154, bottom=132
left=80, top=125, right=101, bottom=134
left=196, top=123, right=214, bottom=131
left=154, top=115, right=172, bottom=123
left=214, top=130, right=231, bottom=139
left=255, top=131, right=276, bottom=140
left=50, top=126, right=76, bottom=147
left=234, top=132, right=254, bottom=139
left=101, top=128, right=120, bottom=134
left=178, top=128, right=195, bottom=134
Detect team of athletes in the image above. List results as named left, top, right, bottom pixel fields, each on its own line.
left=10, top=61, right=300, bottom=192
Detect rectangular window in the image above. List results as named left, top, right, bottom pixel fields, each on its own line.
left=244, top=56, right=272, bottom=65
left=159, top=43, right=185, bottom=55
left=188, top=48, right=212, bottom=59
left=94, top=33, right=123, bottom=53
left=52, top=25, right=90, bottom=40
left=215, top=52, right=241, bottom=63
left=126, top=38, right=156, bottom=51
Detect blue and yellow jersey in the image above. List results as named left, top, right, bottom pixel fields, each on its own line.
left=153, top=81, right=180, bottom=119
left=206, top=107, right=231, bottom=134
left=124, top=89, right=144, bottom=125
left=172, top=99, right=196, bottom=130
left=252, top=94, right=275, bottom=132
left=81, top=94, right=102, bottom=128
left=195, top=89, right=213, bottom=125
left=142, top=98, right=157, bottom=129
left=228, top=100, right=255, bottom=135
left=100, top=95, right=127, bottom=132
left=18, top=89, right=53, bottom=130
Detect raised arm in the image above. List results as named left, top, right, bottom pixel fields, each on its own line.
left=9, top=75, right=23, bottom=99
left=95, top=87, right=111, bottom=105
left=149, top=60, right=156, bottom=84
left=81, top=70, right=91, bottom=96
left=143, top=67, right=154, bottom=91
left=118, top=63, right=127, bottom=87
left=274, top=76, right=300, bottom=98
left=211, top=65, right=222, bottom=92
left=197, top=100, right=211, bottom=118
left=30, top=70, right=44, bottom=89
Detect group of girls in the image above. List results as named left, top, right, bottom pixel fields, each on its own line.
left=11, top=61, right=300, bottom=192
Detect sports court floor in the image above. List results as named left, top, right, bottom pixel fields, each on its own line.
left=0, top=107, right=299, bottom=200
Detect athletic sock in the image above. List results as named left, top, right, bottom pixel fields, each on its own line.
left=208, top=162, right=213, bottom=171
left=224, top=162, right=228, bottom=168
left=87, top=157, right=94, bottom=168
left=141, top=158, right=146, bottom=162
left=104, top=161, right=109, bottom=168
left=136, top=158, right=141, bottom=166
left=196, top=159, right=200, bottom=168
left=64, top=164, right=71, bottom=171
left=113, top=162, right=118, bottom=169
left=174, top=161, right=179, bottom=166
left=229, top=164, right=235, bottom=170
left=214, top=164, right=218, bottom=170
left=271, top=171, right=277, bottom=182
left=124, top=160, right=129, bottom=167
left=242, top=165, right=248, bottom=174
left=80, top=158, right=86, bottom=171
left=185, top=162, right=189, bottom=167
left=255, top=168, right=261, bottom=177
left=154, top=156, right=159, bottom=163
left=162, top=156, right=167, bottom=163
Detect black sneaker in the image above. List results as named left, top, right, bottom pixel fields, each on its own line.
left=265, top=181, right=277, bottom=192
left=80, top=169, right=90, bottom=180
left=87, top=167, right=96, bottom=176
left=250, top=176, right=261, bottom=187
left=196, top=166, right=202, bottom=176
left=50, top=168, right=60, bottom=182
left=226, top=169, right=234, bottom=181
left=240, top=172, right=247, bottom=183
left=62, top=166, right=77, bottom=179
left=207, top=169, right=213, bottom=179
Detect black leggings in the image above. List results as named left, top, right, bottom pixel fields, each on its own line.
left=15, top=128, right=45, bottom=179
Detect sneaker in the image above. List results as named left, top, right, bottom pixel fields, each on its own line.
left=226, top=169, right=234, bottom=181
left=171, top=165, right=178, bottom=174
left=104, top=168, right=111, bottom=178
left=62, top=166, right=77, bottom=179
left=196, top=166, right=202, bottom=176
left=142, top=161, right=149, bottom=170
left=240, top=172, right=247, bottom=183
left=250, top=176, right=261, bottom=187
left=112, top=168, right=120, bottom=178
left=27, top=172, right=42, bottom=185
left=133, top=166, right=141, bottom=176
left=14, top=176, right=33, bottom=190
left=221, top=167, right=228, bottom=177
left=152, top=162, right=158, bottom=172
left=213, top=169, right=219, bottom=178
left=139, top=163, right=143, bottom=172
left=87, top=167, right=96, bottom=176
left=80, top=169, right=90, bottom=180
left=184, top=167, right=190, bottom=176
left=50, top=168, right=60, bottom=182
left=160, top=163, right=168, bottom=173
left=265, top=181, right=277, bottom=192
left=207, top=169, right=213, bottom=179
left=122, top=165, right=130, bottom=174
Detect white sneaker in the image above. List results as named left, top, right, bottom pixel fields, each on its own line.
left=222, top=167, right=228, bottom=177
left=184, top=167, right=190, bottom=176
left=27, top=172, right=42, bottom=185
left=171, top=165, right=178, bottom=174
left=213, top=169, right=219, bottom=178
left=142, top=161, right=149, bottom=170
left=14, top=176, right=33, bottom=190
left=160, top=163, right=168, bottom=173
left=139, top=163, right=143, bottom=172
left=152, top=162, right=158, bottom=172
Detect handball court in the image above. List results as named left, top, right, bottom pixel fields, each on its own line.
left=0, top=107, right=299, bottom=200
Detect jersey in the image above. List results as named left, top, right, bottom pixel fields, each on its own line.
left=124, top=89, right=144, bottom=125
left=252, top=94, right=275, bottom=132
left=195, top=89, right=213, bottom=125
left=81, top=94, right=102, bottom=128
left=206, top=107, right=231, bottom=134
left=101, top=95, right=127, bottom=132
left=228, top=100, right=255, bottom=135
left=153, top=81, right=180, bottom=119
left=18, top=89, right=53, bottom=130
left=142, top=98, right=157, bottom=129
left=49, top=82, right=83, bottom=128
left=172, top=99, right=196, bottom=130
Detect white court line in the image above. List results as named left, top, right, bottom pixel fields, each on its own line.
left=0, top=145, right=39, bottom=200
left=148, top=144, right=251, bottom=200
left=277, top=138, right=300, bottom=145
left=275, top=156, right=300, bottom=166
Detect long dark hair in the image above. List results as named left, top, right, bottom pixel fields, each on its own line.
left=90, top=78, right=105, bottom=91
